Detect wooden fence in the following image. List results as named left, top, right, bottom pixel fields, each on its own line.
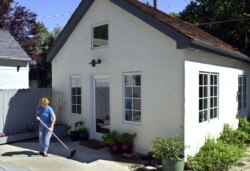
left=0, top=88, right=51, bottom=136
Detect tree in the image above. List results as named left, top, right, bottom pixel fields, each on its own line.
left=179, top=0, right=250, bottom=57
left=0, top=0, right=13, bottom=27
left=0, top=1, right=62, bottom=87
left=32, top=26, right=62, bottom=88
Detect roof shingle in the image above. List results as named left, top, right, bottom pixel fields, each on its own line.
left=124, top=0, right=248, bottom=60
left=47, top=0, right=249, bottom=62
left=0, top=29, right=30, bottom=60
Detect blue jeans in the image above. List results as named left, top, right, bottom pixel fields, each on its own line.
left=39, top=124, right=52, bottom=153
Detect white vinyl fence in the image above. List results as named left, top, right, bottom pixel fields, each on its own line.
left=0, top=88, right=51, bottom=136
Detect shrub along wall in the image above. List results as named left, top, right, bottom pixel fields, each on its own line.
left=187, top=117, right=250, bottom=171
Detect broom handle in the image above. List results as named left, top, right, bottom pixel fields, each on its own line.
left=37, top=117, right=70, bottom=151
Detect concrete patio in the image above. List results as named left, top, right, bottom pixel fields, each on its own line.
left=0, top=137, right=140, bottom=171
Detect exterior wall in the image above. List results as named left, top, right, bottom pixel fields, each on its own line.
left=52, top=0, right=185, bottom=153
left=0, top=88, right=51, bottom=135
left=184, top=49, right=250, bottom=156
left=0, top=64, right=29, bottom=89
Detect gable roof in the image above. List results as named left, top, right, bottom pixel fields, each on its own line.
left=0, top=29, right=30, bottom=61
left=47, top=0, right=249, bottom=62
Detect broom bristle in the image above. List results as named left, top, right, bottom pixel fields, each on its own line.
left=69, top=149, right=76, bottom=158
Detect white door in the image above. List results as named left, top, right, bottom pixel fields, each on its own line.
left=93, top=75, right=110, bottom=139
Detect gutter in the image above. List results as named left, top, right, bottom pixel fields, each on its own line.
left=188, top=40, right=250, bottom=63
left=0, top=56, right=31, bottom=61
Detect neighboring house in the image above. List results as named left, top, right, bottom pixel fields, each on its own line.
left=47, top=0, right=250, bottom=156
left=0, top=29, right=30, bottom=89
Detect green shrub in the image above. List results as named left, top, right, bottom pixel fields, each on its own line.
left=102, top=130, right=118, bottom=146
left=238, top=116, right=250, bottom=133
left=151, top=136, right=186, bottom=160
left=188, top=139, right=244, bottom=171
left=219, top=124, right=249, bottom=148
left=117, top=132, right=136, bottom=143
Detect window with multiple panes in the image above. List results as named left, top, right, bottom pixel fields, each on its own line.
left=92, top=24, right=108, bottom=48
left=238, top=75, right=247, bottom=110
left=123, top=73, right=142, bottom=123
left=70, top=75, right=82, bottom=114
left=199, top=72, right=219, bottom=123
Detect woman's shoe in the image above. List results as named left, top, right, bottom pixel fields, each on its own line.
left=42, top=153, right=48, bottom=157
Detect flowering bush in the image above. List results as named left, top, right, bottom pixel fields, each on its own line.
left=0, top=132, right=5, bottom=137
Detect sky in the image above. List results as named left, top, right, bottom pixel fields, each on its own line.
left=13, top=0, right=191, bottom=32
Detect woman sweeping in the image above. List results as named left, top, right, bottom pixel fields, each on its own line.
left=36, top=97, right=56, bottom=157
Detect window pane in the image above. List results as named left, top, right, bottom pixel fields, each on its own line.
left=204, top=74, right=208, bottom=85
left=199, top=74, right=203, bottom=85
left=93, top=24, right=108, bottom=47
left=204, top=87, right=208, bottom=97
left=210, top=75, right=214, bottom=85
left=238, top=77, right=242, bottom=84
left=125, top=98, right=132, bottom=110
left=72, top=105, right=76, bottom=113
left=133, top=99, right=141, bottom=110
left=214, top=87, right=218, bottom=96
left=214, top=109, right=217, bottom=118
left=133, top=111, right=141, bottom=122
left=239, top=102, right=242, bottom=110
left=204, top=98, right=208, bottom=109
left=214, top=97, right=217, bottom=107
left=199, top=99, right=203, bottom=110
left=199, top=112, right=203, bottom=123
left=125, top=110, right=132, bottom=121
left=210, top=98, right=214, bottom=108
left=124, top=75, right=133, bottom=86
left=210, top=86, right=213, bottom=96
left=239, top=86, right=242, bottom=93
left=77, top=96, right=81, bottom=105
left=133, top=87, right=141, bottom=98
left=72, top=88, right=76, bottom=95
left=210, top=109, right=214, bottom=118
left=134, top=75, right=141, bottom=86
left=204, top=110, right=208, bottom=121
left=199, top=87, right=203, bottom=98
left=77, top=105, right=81, bottom=114
left=125, top=87, right=132, bottom=97
left=77, top=87, right=81, bottom=95
left=214, top=75, right=218, bottom=85
left=72, top=96, right=76, bottom=104
left=243, top=77, right=246, bottom=85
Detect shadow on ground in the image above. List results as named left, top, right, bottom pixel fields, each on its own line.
left=6, top=137, right=148, bottom=166
left=2, top=151, right=39, bottom=157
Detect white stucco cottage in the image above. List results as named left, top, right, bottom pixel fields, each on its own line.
left=47, top=0, right=250, bottom=156
left=0, top=29, right=30, bottom=89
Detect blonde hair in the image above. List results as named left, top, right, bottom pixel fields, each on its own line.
left=40, top=97, right=49, bottom=105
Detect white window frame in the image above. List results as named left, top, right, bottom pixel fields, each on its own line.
left=199, top=72, right=219, bottom=123
left=91, top=22, right=109, bottom=49
left=123, top=72, right=142, bottom=124
left=70, top=75, right=82, bottom=115
left=238, top=75, right=247, bottom=110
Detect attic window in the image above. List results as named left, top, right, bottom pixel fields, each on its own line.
left=92, top=24, right=108, bottom=48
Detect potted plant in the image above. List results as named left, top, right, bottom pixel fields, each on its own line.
left=151, top=136, right=186, bottom=171
left=117, top=132, right=136, bottom=154
left=78, top=127, right=89, bottom=141
left=68, top=121, right=88, bottom=141
left=102, top=130, right=121, bottom=154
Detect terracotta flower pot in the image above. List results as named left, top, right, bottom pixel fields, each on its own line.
left=109, top=143, right=121, bottom=154
left=121, top=142, right=133, bottom=154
